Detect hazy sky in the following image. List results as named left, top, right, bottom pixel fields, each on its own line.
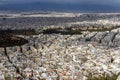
left=0, top=0, right=120, bottom=12
left=0, top=0, right=120, bottom=4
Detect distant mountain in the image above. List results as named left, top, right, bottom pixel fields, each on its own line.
left=0, top=2, right=120, bottom=12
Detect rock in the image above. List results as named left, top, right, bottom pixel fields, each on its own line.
left=117, top=75, right=120, bottom=80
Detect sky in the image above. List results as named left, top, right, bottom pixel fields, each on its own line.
left=0, top=0, right=120, bottom=12
left=0, top=0, right=119, bottom=4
